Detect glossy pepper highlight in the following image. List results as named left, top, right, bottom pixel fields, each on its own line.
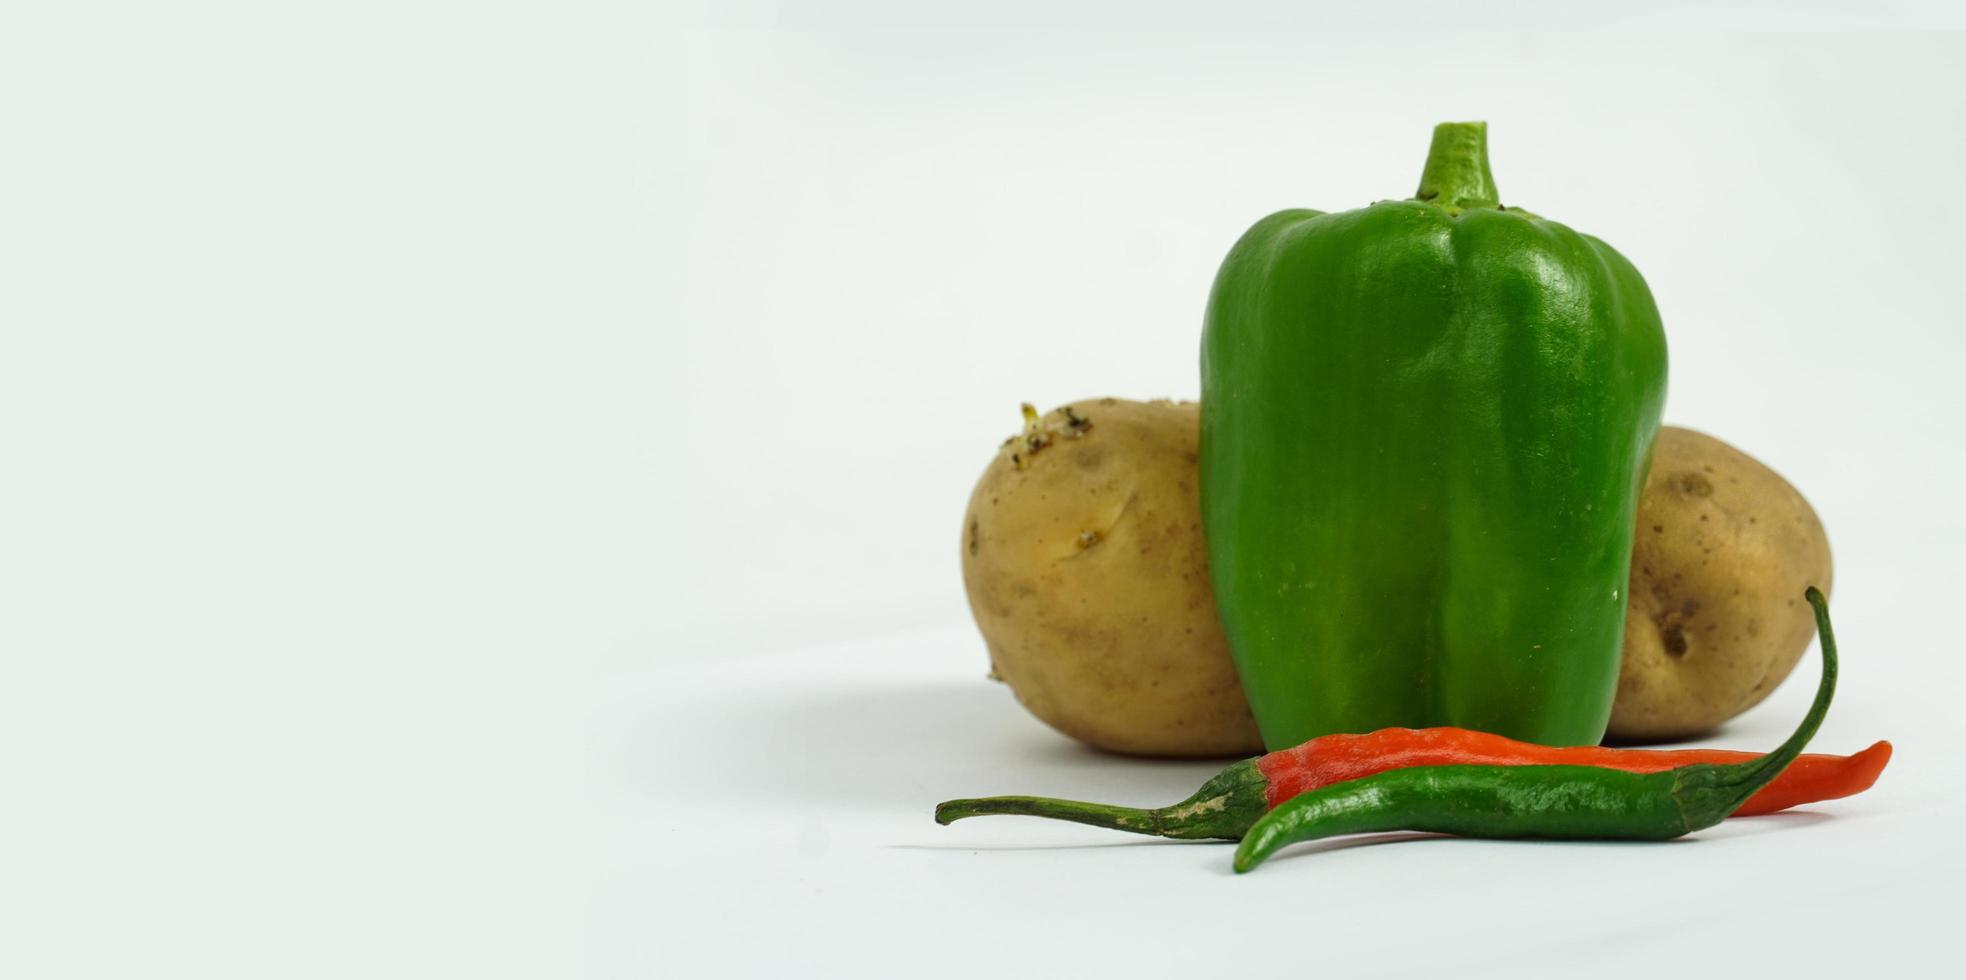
left=1232, top=587, right=1841, bottom=872
left=1200, top=122, right=1669, bottom=748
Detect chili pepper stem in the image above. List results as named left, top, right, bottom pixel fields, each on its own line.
left=935, top=796, right=1167, bottom=834
left=934, top=760, right=1268, bottom=841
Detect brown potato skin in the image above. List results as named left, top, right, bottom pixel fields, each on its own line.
left=1609, top=426, right=1833, bottom=741
left=964, top=410, right=1828, bottom=752
left=960, top=398, right=1264, bottom=757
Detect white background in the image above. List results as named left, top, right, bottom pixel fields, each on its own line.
left=6, top=3, right=1966, bottom=978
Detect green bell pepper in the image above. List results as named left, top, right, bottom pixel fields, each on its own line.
left=1200, top=121, right=1668, bottom=750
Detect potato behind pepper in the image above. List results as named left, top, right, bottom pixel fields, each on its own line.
left=963, top=407, right=1828, bottom=752
left=1609, top=427, right=1833, bottom=741
left=960, top=399, right=1264, bottom=757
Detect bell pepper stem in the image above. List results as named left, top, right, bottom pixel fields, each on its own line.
left=1415, top=121, right=1501, bottom=213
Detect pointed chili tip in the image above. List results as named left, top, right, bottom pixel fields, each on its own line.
left=1231, top=820, right=1280, bottom=873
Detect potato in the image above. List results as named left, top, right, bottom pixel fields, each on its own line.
left=960, top=398, right=1263, bottom=757
left=963, top=406, right=1829, bottom=753
left=1609, top=426, right=1833, bottom=741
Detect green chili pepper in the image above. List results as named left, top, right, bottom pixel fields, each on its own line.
left=1200, top=121, right=1669, bottom=749
left=1232, top=587, right=1841, bottom=874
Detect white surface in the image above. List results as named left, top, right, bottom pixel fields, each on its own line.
left=641, top=17, right=1966, bottom=668
left=626, top=12, right=1966, bottom=977
left=607, top=550, right=1964, bottom=977
left=605, top=575, right=1962, bottom=978
left=6, top=4, right=1966, bottom=979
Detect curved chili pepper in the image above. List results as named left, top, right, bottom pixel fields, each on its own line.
left=936, top=590, right=1886, bottom=841
left=1258, top=732, right=1890, bottom=818
left=1231, top=587, right=1842, bottom=872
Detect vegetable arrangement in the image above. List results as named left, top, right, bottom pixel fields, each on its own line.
left=942, top=590, right=1868, bottom=869
left=943, top=123, right=1883, bottom=872
left=962, top=404, right=1831, bottom=755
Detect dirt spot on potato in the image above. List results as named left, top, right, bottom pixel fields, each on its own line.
left=1675, top=472, right=1714, bottom=498
left=1059, top=405, right=1093, bottom=437
left=1660, top=622, right=1689, bottom=657
left=1652, top=598, right=1700, bottom=658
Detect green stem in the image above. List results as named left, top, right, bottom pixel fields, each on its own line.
left=934, top=759, right=1269, bottom=841
left=935, top=795, right=1171, bottom=835
left=1414, top=121, right=1501, bottom=213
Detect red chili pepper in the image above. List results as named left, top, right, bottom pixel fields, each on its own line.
left=937, top=729, right=1892, bottom=840
left=1258, top=729, right=1893, bottom=817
